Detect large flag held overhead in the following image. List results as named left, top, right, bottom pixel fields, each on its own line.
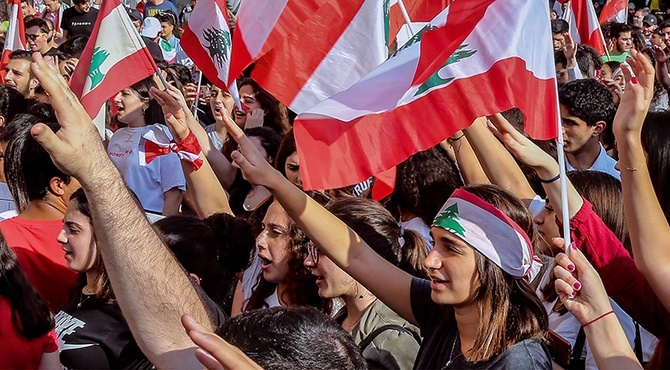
left=181, top=0, right=233, bottom=91
left=252, top=0, right=388, bottom=113
left=387, top=0, right=450, bottom=45
left=599, top=0, right=627, bottom=24
left=228, top=0, right=332, bottom=88
left=69, top=0, right=157, bottom=119
left=563, top=0, right=606, bottom=54
left=0, top=0, right=25, bottom=75
left=293, top=0, right=559, bottom=191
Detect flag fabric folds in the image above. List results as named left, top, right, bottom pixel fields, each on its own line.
left=599, top=0, right=627, bottom=24
left=181, top=0, right=233, bottom=91
left=293, top=0, right=559, bottom=191
left=251, top=0, right=388, bottom=113
left=564, top=0, right=606, bottom=54
left=0, top=0, right=25, bottom=74
left=69, top=0, right=157, bottom=119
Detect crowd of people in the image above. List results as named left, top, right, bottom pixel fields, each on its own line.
left=0, top=0, right=669, bottom=369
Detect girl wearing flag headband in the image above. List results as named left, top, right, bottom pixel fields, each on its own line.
left=220, top=113, right=552, bottom=367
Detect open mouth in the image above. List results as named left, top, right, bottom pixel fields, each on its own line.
left=259, top=254, right=272, bottom=268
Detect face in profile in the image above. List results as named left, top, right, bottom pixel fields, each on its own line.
left=58, top=199, right=98, bottom=273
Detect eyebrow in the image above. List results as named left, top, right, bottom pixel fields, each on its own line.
left=266, top=222, right=288, bottom=231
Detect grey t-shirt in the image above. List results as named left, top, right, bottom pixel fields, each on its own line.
left=410, top=278, right=551, bottom=369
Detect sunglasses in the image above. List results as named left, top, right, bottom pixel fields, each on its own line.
left=26, top=33, right=45, bottom=41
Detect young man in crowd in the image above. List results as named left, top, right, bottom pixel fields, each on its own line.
left=603, top=22, right=633, bottom=63
left=4, top=50, right=40, bottom=98
left=552, top=19, right=569, bottom=51
left=61, top=0, right=98, bottom=40
left=25, top=18, right=58, bottom=54
left=559, top=78, right=619, bottom=180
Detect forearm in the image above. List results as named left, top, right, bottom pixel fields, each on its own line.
left=162, top=187, right=182, bottom=216
left=186, top=116, right=237, bottom=189
left=441, top=136, right=489, bottom=185
left=464, top=117, right=535, bottom=200
left=655, top=61, right=670, bottom=91
left=617, top=134, right=670, bottom=306
left=584, top=315, right=642, bottom=370
left=537, top=159, right=583, bottom=221
left=82, top=162, right=210, bottom=367
left=182, top=152, right=233, bottom=218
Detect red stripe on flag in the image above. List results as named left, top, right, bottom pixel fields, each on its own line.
left=228, top=0, right=330, bottom=83
left=251, top=0, right=366, bottom=108
left=413, top=0, right=495, bottom=85
left=182, top=28, right=227, bottom=89
left=294, top=57, right=558, bottom=190
left=388, top=0, right=450, bottom=45
left=79, top=50, right=156, bottom=118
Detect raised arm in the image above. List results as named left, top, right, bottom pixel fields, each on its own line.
left=651, top=46, right=670, bottom=91
left=222, top=116, right=417, bottom=325
left=441, top=131, right=489, bottom=185
left=614, top=50, right=670, bottom=310
left=152, top=86, right=233, bottom=218
left=29, top=54, right=210, bottom=368
left=465, top=116, right=538, bottom=206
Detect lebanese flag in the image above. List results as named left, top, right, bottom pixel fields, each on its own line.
left=0, top=0, right=25, bottom=75
left=563, top=0, right=606, bottom=54
left=387, top=0, right=450, bottom=46
left=227, top=0, right=332, bottom=87
left=69, top=0, right=157, bottom=119
left=599, top=0, right=627, bottom=24
left=251, top=0, right=388, bottom=113
left=293, top=0, right=559, bottom=191
left=181, top=0, right=233, bottom=92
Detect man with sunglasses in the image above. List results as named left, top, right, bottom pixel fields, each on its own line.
left=24, top=18, right=58, bottom=54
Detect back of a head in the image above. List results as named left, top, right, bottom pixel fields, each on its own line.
left=5, top=115, right=70, bottom=206
left=551, top=19, right=569, bottom=34
left=0, top=85, right=27, bottom=127
left=57, top=35, right=89, bottom=58
left=559, top=78, right=615, bottom=127
left=216, top=306, right=367, bottom=370
left=567, top=170, right=630, bottom=253
left=328, top=197, right=427, bottom=278
left=390, top=144, right=463, bottom=227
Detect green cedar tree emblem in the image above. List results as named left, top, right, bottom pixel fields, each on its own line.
left=414, top=45, right=477, bottom=96
left=383, top=0, right=391, bottom=49
left=392, top=24, right=437, bottom=56
left=88, top=47, right=110, bottom=90
left=432, top=203, right=466, bottom=238
left=202, top=27, right=231, bottom=69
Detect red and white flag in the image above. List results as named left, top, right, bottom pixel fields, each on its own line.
left=563, top=0, right=606, bottom=54
left=181, top=0, right=233, bottom=92
left=599, top=0, right=627, bottom=24
left=0, top=0, right=25, bottom=74
left=293, top=0, right=559, bottom=191
left=251, top=0, right=388, bottom=113
left=227, top=0, right=332, bottom=88
left=387, top=0, right=450, bottom=45
left=69, top=0, right=157, bottom=119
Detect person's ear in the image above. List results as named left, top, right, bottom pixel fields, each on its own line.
left=189, top=273, right=202, bottom=286
left=49, top=176, right=66, bottom=196
left=593, top=121, right=606, bottom=137
left=29, top=78, right=40, bottom=91
left=0, top=116, right=7, bottom=128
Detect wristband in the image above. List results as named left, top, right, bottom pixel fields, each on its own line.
left=175, top=130, right=204, bottom=171
left=539, top=173, right=560, bottom=183
left=583, top=310, right=615, bottom=327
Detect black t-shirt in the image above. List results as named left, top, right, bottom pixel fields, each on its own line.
left=410, top=278, right=552, bottom=370
left=55, top=294, right=152, bottom=369
left=61, top=7, right=99, bottom=38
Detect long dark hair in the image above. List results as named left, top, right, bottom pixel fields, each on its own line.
left=129, top=76, right=165, bottom=126
left=642, top=112, right=670, bottom=223
left=0, top=233, right=54, bottom=339
left=246, top=197, right=331, bottom=315
left=457, top=184, right=548, bottom=362
left=238, top=77, right=290, bottom=136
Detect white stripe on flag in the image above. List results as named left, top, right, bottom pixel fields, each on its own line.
left=237, top=0, right=288, bottom=56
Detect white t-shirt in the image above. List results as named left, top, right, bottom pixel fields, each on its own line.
left=108, top=125, right=186, bottom=214
left=204, top=124, right=225, bottom=151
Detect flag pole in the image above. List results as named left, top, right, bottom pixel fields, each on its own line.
left=396, top=0, right=416, bottom=36
left=193, top=70, right=203, bottom=116
left=157, top=71, right=170, bottom=90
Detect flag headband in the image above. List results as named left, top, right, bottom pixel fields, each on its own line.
left=432, top=189, right=539, bottom=279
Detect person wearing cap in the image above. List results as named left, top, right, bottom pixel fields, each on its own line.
left=125, top=6, right=143, bottom=32
left=642, top=14, right=658, bottom=43
left=217, top=119, right=552, bottom=368
left=140, top=17, right=165, bottom=63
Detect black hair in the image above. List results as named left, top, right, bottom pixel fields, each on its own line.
left=551, top=19, right=569, bottom=34
left=558, top=78, right=615, bottom=127
left=154, top=213, right=256, bottom=314
left=26, top=101, right=56, bottom=123
left=642, top=112, right=670, bottom=222
left=576, top=44, right=603, bottom=78
left=166, top=63, right=193, bottom=86
left=24, top=17, right=51, bottom=34
left=237, top=77, right=291, bottom=136
left=129, top=76, right=165, bottom=125
left=0, top=85, right=27, bottom=128
left=243, top=127, right=282, bottom=165
left=5, top=115, right=71, bottom=206
left=9, top=49, right=33, bottom=63
left=388, top=144, right=463, bottom=227
left=0, top=232, right=54, bottom=340
left=660, top=20, right=670, bottom=30
left=216, top=306, right=367, bottom=370
left=275, top=128, right=296, bottom=176
left=328, top=197, right=428, bottom=278
left=72, top=0, right=89, bottom=6
left=57, top=35, right=89, bottom=58
left=608, top=22, right=633, bottom=39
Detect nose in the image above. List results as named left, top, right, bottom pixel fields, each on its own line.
left=303, top=254, right=315, bottom=268
left=256, top=231, right=268, bottom=250
left=423, top=249, right=441, bottom=270
left=113, top=92, right=122, bottom=104
left=533, top=208, right=546, bottom=226
left=57, top=228, right=68, bottom=244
